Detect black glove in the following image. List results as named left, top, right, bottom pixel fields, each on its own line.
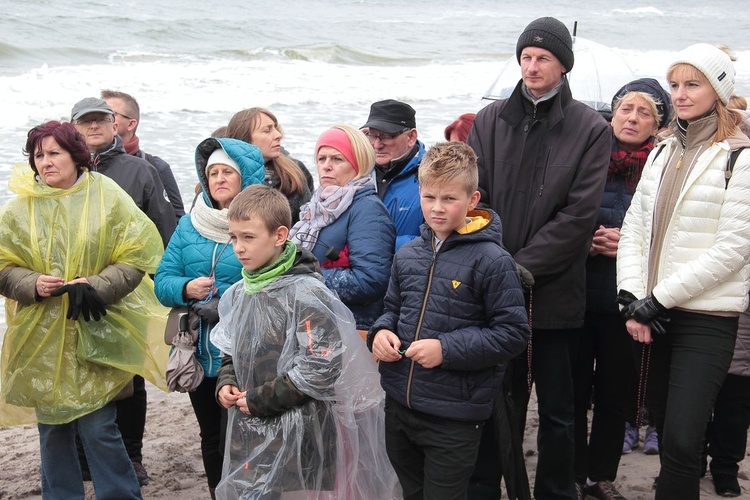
left=51, top=283, right=107, bottom=322
left=80, top=284, right=107, bottom=321
left=190, top=297, right=220, bottom=330
left=649, top=317, right=669, bottom=336
left=516, top=262, right=535, bottom=292
left=617, top=289, right=669, bottom=335
left=622, top=293, right=666, bottom=325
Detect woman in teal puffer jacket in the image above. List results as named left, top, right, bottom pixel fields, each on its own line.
left=154, top=137, right=265, bottom=498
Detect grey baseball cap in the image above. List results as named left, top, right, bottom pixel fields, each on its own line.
left=71, top=97, right=114, bottom=121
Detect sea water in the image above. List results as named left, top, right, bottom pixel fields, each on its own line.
left=1, top=0, right=749, bottom=328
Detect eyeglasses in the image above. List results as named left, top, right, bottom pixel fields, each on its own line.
left=113, top=111, right=135, bottom=121
left=75, top=117, right=114, bottom=127
left=364, top=129, right=410, bottom=143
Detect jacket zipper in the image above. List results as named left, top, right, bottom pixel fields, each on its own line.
left=405, top=239, right=439, bottom=409
left=539, top=149, right=551, bottom=196
left=204, top=241, right=227, bottom=376
left=675, top=149, right=686, bottom=169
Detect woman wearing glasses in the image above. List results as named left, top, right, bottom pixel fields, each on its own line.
left=290, top=125, right=395, bottom=331
left=225, top=107, right=314, bottom=224
left=154, top=137, right=265, bottom=499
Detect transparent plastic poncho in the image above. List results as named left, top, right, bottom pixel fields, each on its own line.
left=211, top=274, right=400, bottom=500
left=0, top=166, right=170, bottom=425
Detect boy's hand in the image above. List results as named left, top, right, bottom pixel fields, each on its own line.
left=405, top=339, right=443, bottom=368
left=218, top=384, right=243, bottom=409
left=372, top=329, right=402, bottom=363
left=235, top=391, right=253, bottom=415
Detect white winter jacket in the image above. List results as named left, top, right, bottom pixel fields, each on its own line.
left=617, top=132, right=750, bottom=314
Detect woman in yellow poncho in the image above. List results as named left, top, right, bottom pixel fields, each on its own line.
left=0, top=121, right=169, bottom=499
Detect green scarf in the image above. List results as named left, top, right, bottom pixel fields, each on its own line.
left=241, top=241, right=297, bottom=296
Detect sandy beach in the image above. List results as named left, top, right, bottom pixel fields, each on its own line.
left=1, top=382, right=747, bottom=499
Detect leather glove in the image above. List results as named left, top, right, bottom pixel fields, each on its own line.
left=616, top=289, right=637, bottom=309
left=191, top=297, right=220, bottom=324
left=622, top=293, right=666, bottom=325
left=617, top=289, right=669, bottom=335
left=51, top=283, right=107, bottom=321
left=516, top=263, right=535, bottom=292
left=649, top=316, right=669, bottom=336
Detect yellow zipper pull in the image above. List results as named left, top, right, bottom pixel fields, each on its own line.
left=675, top=150, right=685, bottom=170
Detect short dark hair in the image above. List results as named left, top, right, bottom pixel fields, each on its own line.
left=418, top=142, right=479, bottom=194
left=228, top=184, right=292, bottom=233
left=24, top=121, right=91, bottom=175
left=100, top=89, right=140, bottom=122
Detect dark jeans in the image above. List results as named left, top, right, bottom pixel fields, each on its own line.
left=504, top=328, right=580, bottom=500
left=384, top=396, right=484, bottom=500
left=188, top=376, right=223, bottom=489
left=116, top=375, right=147, bottom=463
left=646, top=310, right=737, bottom=500
left=707, top=373, right=750, bottom=477
left=573, top=313, right=634, bottom=483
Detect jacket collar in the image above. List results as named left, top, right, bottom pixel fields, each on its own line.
left=92, top=135, right=126, bottom=170
left=500, top=77, right=571, bottom=130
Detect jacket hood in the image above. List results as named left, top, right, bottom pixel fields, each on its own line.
left=420, top=208, right=503, bottom=248
left=287, top=246, right=323, bottom=277
left=195, top=137, right=266, bottom=207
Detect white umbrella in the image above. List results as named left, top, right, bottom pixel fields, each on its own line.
left=483, top=36, right=636, bottom=113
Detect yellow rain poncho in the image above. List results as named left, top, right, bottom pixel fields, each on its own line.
left=0, top=166, right=169, bottom=425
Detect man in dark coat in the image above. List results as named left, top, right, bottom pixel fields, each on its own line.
left=102, top=89, right=185, bottom=222
left=72, top=96, right=177, bottom=486
left=466, top=17, right=610, bottom=500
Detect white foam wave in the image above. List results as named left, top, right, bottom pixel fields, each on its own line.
left=612, top=7, right=665, bottom=16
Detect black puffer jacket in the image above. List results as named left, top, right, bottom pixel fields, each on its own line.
left=368, top=209, right=529, bottom=421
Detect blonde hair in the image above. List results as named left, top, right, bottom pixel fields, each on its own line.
left=729, top=94, right=748, bottom=111
left=227, top=184, right=292, bottom=232
left=226, top=108, right=306, bottom=195
left=667, top=64, right=742, bottom=143
left=323, top=124, right=376, bottom=180
left=612, top=91, right=662, bottom=128
left=418, top=142, right=478, bottom=194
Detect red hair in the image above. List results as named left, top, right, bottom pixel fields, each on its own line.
left=24, top=121, right=91, bottom=174
left=444, top=113, right=477, bottom=142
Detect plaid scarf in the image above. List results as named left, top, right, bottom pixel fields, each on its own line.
left=608, top=136, right=654, bottom=193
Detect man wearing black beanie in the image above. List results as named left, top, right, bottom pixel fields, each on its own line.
left=467, top=16, right=611, bottom=500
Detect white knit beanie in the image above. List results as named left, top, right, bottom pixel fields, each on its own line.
left=206, top=148, right=241, bottom=175
left=669, top=43, right=735, bottom=105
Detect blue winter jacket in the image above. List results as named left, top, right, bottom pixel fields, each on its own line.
left=378, top=141, right=425, bottom=251
left=155, top=138, right=266, bottom=377
left=368, top=209, right=529, bottom=421
left=309, top=183, right=395, bottom=330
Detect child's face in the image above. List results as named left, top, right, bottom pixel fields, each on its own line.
left=419, top=180, right=480, bottom=241
left=229, top=217, right=289, bottom=271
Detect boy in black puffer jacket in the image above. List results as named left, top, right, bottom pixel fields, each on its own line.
left=368, top=142, right=530, bottom=500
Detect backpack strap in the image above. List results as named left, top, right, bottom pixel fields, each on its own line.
left=726, top=147, right=746, bottom=189
left=652, top=143, right=666, bottom=163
